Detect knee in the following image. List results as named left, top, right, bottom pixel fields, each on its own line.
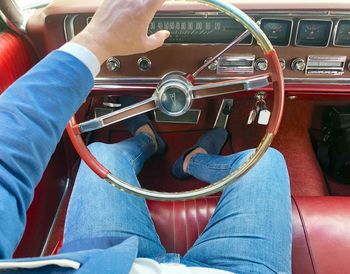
left=263, top=147, right=285, bottom=164
left=87, top=142, right=130, bottom=169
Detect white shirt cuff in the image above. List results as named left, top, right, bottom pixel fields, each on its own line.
left=58, top=42, right=100, bottom=77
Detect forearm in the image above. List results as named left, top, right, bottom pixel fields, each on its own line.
left=0, top=50, right=93, bottom=258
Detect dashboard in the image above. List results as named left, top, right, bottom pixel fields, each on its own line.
left=27, top=0, right=350, bottom=90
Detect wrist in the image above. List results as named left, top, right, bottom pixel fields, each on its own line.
left=72, top=32, right=110, bottom=65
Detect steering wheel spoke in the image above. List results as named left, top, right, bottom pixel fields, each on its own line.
left=191, top=73, right=271, bottom=100
left=76, top=97, right=157, bottom=134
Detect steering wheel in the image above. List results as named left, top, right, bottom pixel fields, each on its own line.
left=66, top=0, right=284, bottom=200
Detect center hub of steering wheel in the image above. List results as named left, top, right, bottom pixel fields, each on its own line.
left=155, top=72, right=193, bottom=117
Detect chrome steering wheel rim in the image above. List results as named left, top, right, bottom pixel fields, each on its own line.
left=67, top=0, right=284, bottom=201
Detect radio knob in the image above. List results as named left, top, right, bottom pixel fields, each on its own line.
left=254, top=58, right=268, bottom=71
left=137, top=57, right=152, bottom=71
left=204, top=57, right=218, bottom=71
left=291, top=58, right=306, bottom=72
left=106, top=57, right=121, bottom=71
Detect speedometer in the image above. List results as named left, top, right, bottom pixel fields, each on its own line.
left=334, top=20, right=350, bottom=47
left=148, top=14, right=253, bottom=44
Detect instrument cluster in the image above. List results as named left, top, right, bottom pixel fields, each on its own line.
left=145, top=13, right=350, bottom=48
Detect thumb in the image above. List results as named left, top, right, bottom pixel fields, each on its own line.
left=146, top=30, right=170, bottom=51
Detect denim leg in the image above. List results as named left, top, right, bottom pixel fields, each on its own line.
left=183, top=148, right=292, bottom=274
left=61, top=133, right=166, bottom=258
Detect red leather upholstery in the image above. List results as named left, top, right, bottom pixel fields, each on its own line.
left=147, top=196, right=220, bottom=255
left=54, top=196, right=350, bottom=273
left=292, top=196, right=350, bottom=274
left=0, top=32, right=33, bottom=93
left=147, top=196, right=350, bottom=274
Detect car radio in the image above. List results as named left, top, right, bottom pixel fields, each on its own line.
left=217, top=54, right=255, bottom=74
left=305, top=55, right=347, bottom=75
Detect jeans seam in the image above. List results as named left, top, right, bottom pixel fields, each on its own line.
left=129, top=133, right=155, bottom=169
left=189, top=158, right=232, bottom=172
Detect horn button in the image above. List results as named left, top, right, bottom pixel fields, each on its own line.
left=155, top=73, right=193, bottom=117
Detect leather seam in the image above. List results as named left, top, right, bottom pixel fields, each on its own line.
left=293, top=196, right=317, bottom=274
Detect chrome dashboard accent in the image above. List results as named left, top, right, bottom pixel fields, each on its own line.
left=0, top=0, right=30, bottom=33
left=305, top=55, right=346, bottom=75
left=63, top=14, right=77, bottom=42
left=192, top=29, right=251, bottom=77
left=79, top=97, right=157, bottom=133
left=93, top=77, right=350, bottom=87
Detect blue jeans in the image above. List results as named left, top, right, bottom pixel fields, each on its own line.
left=62, top=133, right=291, bottom=274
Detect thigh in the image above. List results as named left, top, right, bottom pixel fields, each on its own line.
left=183, top=148, right=292, bottom=274
left=61, top=141, right=165, bottom=258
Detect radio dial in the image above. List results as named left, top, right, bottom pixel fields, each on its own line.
left=291, top=58, right=306, bottom=72
left=254, top=58, right=268, bottom=71
left=106, top=57, right=121, bottom=72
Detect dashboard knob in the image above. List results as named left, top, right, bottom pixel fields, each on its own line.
left=254, top=58, right=268, bottom=71
left=204, top=57, right=218, bottom=71
left=106, top=57, right=121, bottom=72
left=137, top=57, right=152, bottom=71
left=291, top=58, right=306, bottom=72
left=279, top=58, right=286, bottom=70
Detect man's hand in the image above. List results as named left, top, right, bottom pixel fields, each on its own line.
left=72, top=0, right=170, bottom=64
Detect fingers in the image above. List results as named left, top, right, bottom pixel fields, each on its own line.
left=145, top=30, right=170, bottom=51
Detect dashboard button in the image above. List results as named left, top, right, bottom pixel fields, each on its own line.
left=279, top=58, right=286, bottom=70
left=204, top=57, right=218, bottom=71
left=106, top=57, right=121, bottom=71
left=254, top=58, right=268, bottom=71
left=138, top=57, right=152, bottom=71
left=291, top=58, right=306, bottom=71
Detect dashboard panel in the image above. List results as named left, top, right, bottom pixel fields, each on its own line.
left=27, top=1, right=350, bottom=89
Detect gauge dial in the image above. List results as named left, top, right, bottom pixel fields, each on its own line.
left=296, top=20, right=333, bottom=47
left=335, top=20, right=350, bottom=46
left=260, top=19, right=292, bottom=46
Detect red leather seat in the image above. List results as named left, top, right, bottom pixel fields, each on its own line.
left=147, top=196, right=350, bottom=274
left=53, top=195, right=350, bottom=273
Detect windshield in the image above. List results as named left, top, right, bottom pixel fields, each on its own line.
left=15, top=0, right=51, bottom=10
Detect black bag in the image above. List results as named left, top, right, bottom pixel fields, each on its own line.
left=318, top=106, right=350, bottom=183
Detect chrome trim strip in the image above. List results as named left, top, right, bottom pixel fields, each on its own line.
left=191, top=74, right=270, bottom=99
left=305, top=55, right=347, bottom=76
left=93, top=77, right=350, bottom=87
left=40, top=178, right=70, bottom=257
left=333, top=19, right=350, bottom=47
left=0, top=0, right=29, bottom=33
left=79, top=97, right=156, bottom=133
left=63, top=15, right=77, bottom=41
left=295, top=19, right=334, bottom=48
